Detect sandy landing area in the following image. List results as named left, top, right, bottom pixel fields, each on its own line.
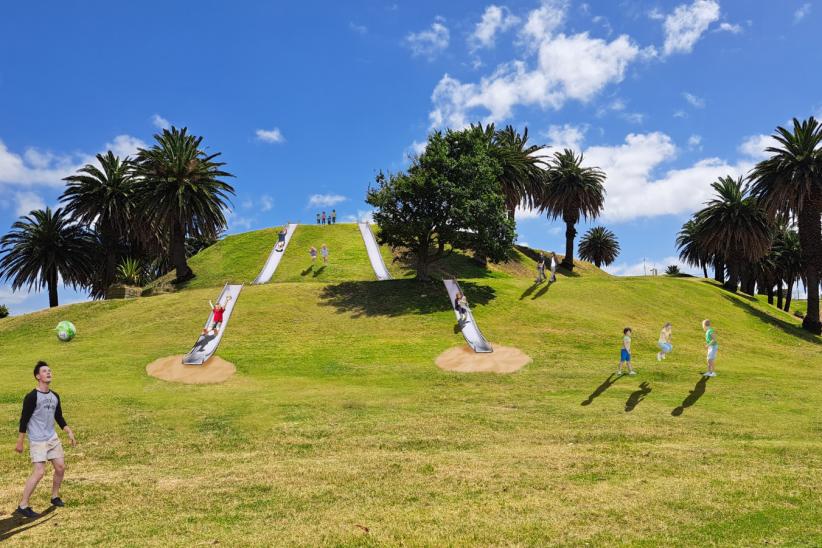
left=435, top=345, right=531, bottom=374
left=146, top=355, right=236, bottom=384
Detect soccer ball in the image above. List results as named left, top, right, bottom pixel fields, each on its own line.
left=56, top=321, right=76, bottom=342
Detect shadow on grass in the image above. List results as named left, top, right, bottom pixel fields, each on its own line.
left=720, top=294, right=821, bottom=344
left=0, top=506, right=56, bottom=541
left=672, top=377, right=709, bottom=416
left=313, top=265, right=326, bottom=277
left=319, top=279, right=496, bottom=318
left=581, top=373, right=621, bottom=406
left=520, top=282, right=539, bottom=300
left=531, top=280, right=554, bottom=300
left=625, top=382, right=652, bottom=412
left=301, top=265, right=314, bottom=276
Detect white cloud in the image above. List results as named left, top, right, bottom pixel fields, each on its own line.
left=794, top=3, right=812, bottom=23
left=104, top=135, right=147, bottom=158
left=660, top=0, right=721, bottom=56
left=0, top=285, right=32, bottom=305
left=469, top=5, right=520, bottom=51
left=737, top=134, right=779, bottom=161
left=606, top=256, right=701, bottom=277
left=688, top=134, right=703, bottom=150
left=683, top=92, right=705, bottom=108
left=717, top=22, right=742, bottom=34
left=405, top=140, right=428, bottom=161
left=515, top=204, right=542, bottom=220
left=260, top=195, right=273, bottom=212
left=673, top=110, right=687, bottom=119
left=308, top=194, right=347, bottom=208
left=14, top=191, right=46, bottom=216
left=224, top=208, right=253, bottom=232
left=545, top=123, right=587, bottom=150
left=349, top=22, right=368, bottom=34
left=520, top=0, right=568, bottom=44
left=430, top=32, right=640, bottom=128
left=255, top=128, right=286, bottom=144
left=151, top=114, right=170, bottom=129
left=405, top=17, right=450, bottom=59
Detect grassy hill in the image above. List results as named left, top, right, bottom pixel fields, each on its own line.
left=1, top=227, right=821, bottom=545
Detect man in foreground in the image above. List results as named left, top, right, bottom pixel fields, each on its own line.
left=14, top=361, right=77, bottom=518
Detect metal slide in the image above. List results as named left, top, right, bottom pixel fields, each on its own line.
left=253, top=223, right=298, bottom=284
left=182, top=283, right=243, bottom=365
left=443, top=279, right=493, bottom=353
left=358, top=222, right=392, bottom=280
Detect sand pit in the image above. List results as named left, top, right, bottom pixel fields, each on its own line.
left=435, top=345, right=531, bottom=374
left=146, top=355, right=236, bottom=384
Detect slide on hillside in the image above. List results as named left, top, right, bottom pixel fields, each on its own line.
left=182, top=283, right=243, bottom=365
left=358, top=222, right=392, bottom=280
left=443, top=279, right=493, bottom=353
left=253, top=223, right=298, bottom=284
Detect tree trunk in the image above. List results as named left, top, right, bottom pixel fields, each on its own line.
left=594, top=259, right=602, bottom=268
left=766, top=283, right=773, bottom=305
left=702, top=264, right=708, bottom=279
left=784, top=281, right=793, bottom=312
left=562, top=218, right=576, bottom=271
left=48, top=267, right=58, bottom=308
left=171, top=221, right=193, bottom=283
left=740, top=266, right=754, bottom=295
left=416, top=246, right=430, bottom=281
left=713, top=257, right=724, bottom=283
left=798, top=201, right=822, bottom=334
left=776, top=283, right=783, bottom=310
left=724, top=261, right=738, bottom=292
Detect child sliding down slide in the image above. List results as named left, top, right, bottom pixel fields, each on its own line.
left=657, top=322, right=673, bottom=361
left=203, top=296, right=232, bottom=336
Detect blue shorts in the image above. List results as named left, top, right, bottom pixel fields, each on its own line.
left=620, top=349, right=631, bottom=362
left=658, top=342, right=673, bottom=353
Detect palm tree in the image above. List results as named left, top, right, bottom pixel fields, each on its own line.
left=537, top=149, right=606, bottom=270
left=61, top=151, right=135, bottom=297
left=748, top=117, right=822, bottom=334
left=676, top=218, right=710, bottom=278
left=491, top=125, right=549, bottom=220
left=578, top=226, right=620, bottom=268
left=773, top=226, right=803, bottom=312
left=132, top=127, right=234, bottom=282
left=694, top=176, right=772, bottom=293
left=0, top=208, right=95, bottom=307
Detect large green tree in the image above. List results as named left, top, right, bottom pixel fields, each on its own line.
left=748, top=117, right=822, bottom=334
left=0, top=208, right=95, bottom=307
left=537, top=149, right=606, bottom=271
left=133, top=127, right=234, bottom=283
left=367, top=128, right=515, bottom=280
left=578, top=226, right=620, bottom=268
left=486, top=124, right=548, bottom=221
left=61, top=151, right=135, bottom=297
left=694, top=176, right=772, bottom=293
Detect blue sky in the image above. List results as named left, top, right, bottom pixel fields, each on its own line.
left=1, top=0, right=819, bottom=314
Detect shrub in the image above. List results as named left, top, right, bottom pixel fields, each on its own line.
left=0, top=304, right=8, bottom=318
left=665, top=265, right=681, bottom=276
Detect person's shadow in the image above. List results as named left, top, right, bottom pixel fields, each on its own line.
left=672, top=376, right=710, bottom=416
left=531, top=280, right=553, bottom=300
left=582, top=373, right=620, bottom=406
left=625, top=382, right=652, bottom=412
left=0, top=506, right=56, bottom=541
left=301, top=264, right=314, bottom=276
left=313, top=266, right=326, bottom=277
left=519, top=282, right=540, bottom=300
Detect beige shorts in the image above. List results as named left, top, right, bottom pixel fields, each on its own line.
left=29, top=435, right=64, bottom=463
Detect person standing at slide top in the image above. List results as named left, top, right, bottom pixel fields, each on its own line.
left=14, top=361, right=77, bottom=518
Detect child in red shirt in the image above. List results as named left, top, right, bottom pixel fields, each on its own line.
left=203, top=296, right=232, bottom=335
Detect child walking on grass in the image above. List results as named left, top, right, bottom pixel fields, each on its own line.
left=703, top=319, right=718, bottom=377
left=657, top=322, right=673, bottom=361
left=309, top=246, right=318, bottom=263
left=321, top=244, right=329, bottom=264
left=617, top=327, right=636, bottom=375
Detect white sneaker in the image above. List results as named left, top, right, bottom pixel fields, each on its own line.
left=656, top=353, right=662, bottom=362
left=662, top=353, right=667, bottom=360
left=708, top=372, right=717, bottom=377
left=616, top=371, right=623, bottom=376
left=702, top=371, right=711, bottom=377
left=628, top=370, right=637, bottom=376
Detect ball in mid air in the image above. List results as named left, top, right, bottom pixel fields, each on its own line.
left=56, top=320, right=76, bottom=342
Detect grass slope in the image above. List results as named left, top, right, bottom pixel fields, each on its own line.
left=1, top=231, right=821, bottom=545
left=271, top=223, right=375, bottom=282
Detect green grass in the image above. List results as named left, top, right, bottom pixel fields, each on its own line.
left=146, top=227, right=281, bottom=290
left=271, top=223, right=376, bottom=282
left=1, top=230, right=821, bottom=545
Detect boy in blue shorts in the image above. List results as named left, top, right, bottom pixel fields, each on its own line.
left=617, top=327, right=636, bottom=375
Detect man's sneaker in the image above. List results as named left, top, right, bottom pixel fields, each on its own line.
left=628, top=370, right=637, bottom=376
left=703, top=371, right=711, bottom=376
left=14, top=506, right=39, bottom=519
left=51, top=497, right=65, bottom=507
left=708, top=372, right=717, bottom=377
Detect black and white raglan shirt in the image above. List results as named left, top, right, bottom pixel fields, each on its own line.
left=19, top=389, right=67, bottom=442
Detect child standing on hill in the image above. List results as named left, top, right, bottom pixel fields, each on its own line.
left=203, top=295, right=232, bottom=335
left=309, top=246, right=318, bottom=263
left=657, top=322, right=673, bottom=361
left=316, top=212, right=321, bottom=224
left=321, top=211, right=327, bottom=225
left=331, top=209, right=337, bottom=224
left=617, top=327, right=636, bottom=375
left=702, top=319, right=718, bottom=377
left=549, top=252, right=558, bottom=283
left=321, top=244, right=329, bottom=264
left=535, top=254, right=546, bottom=284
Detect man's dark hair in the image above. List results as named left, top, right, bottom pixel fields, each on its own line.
left=623, top=327, right=632, bottom=334
left=33, top=361, right=49, bottom=378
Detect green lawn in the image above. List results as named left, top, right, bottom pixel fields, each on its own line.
left=1, top=231, right=821, bottom=545
left=271, top=223, right=376, bottom=282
